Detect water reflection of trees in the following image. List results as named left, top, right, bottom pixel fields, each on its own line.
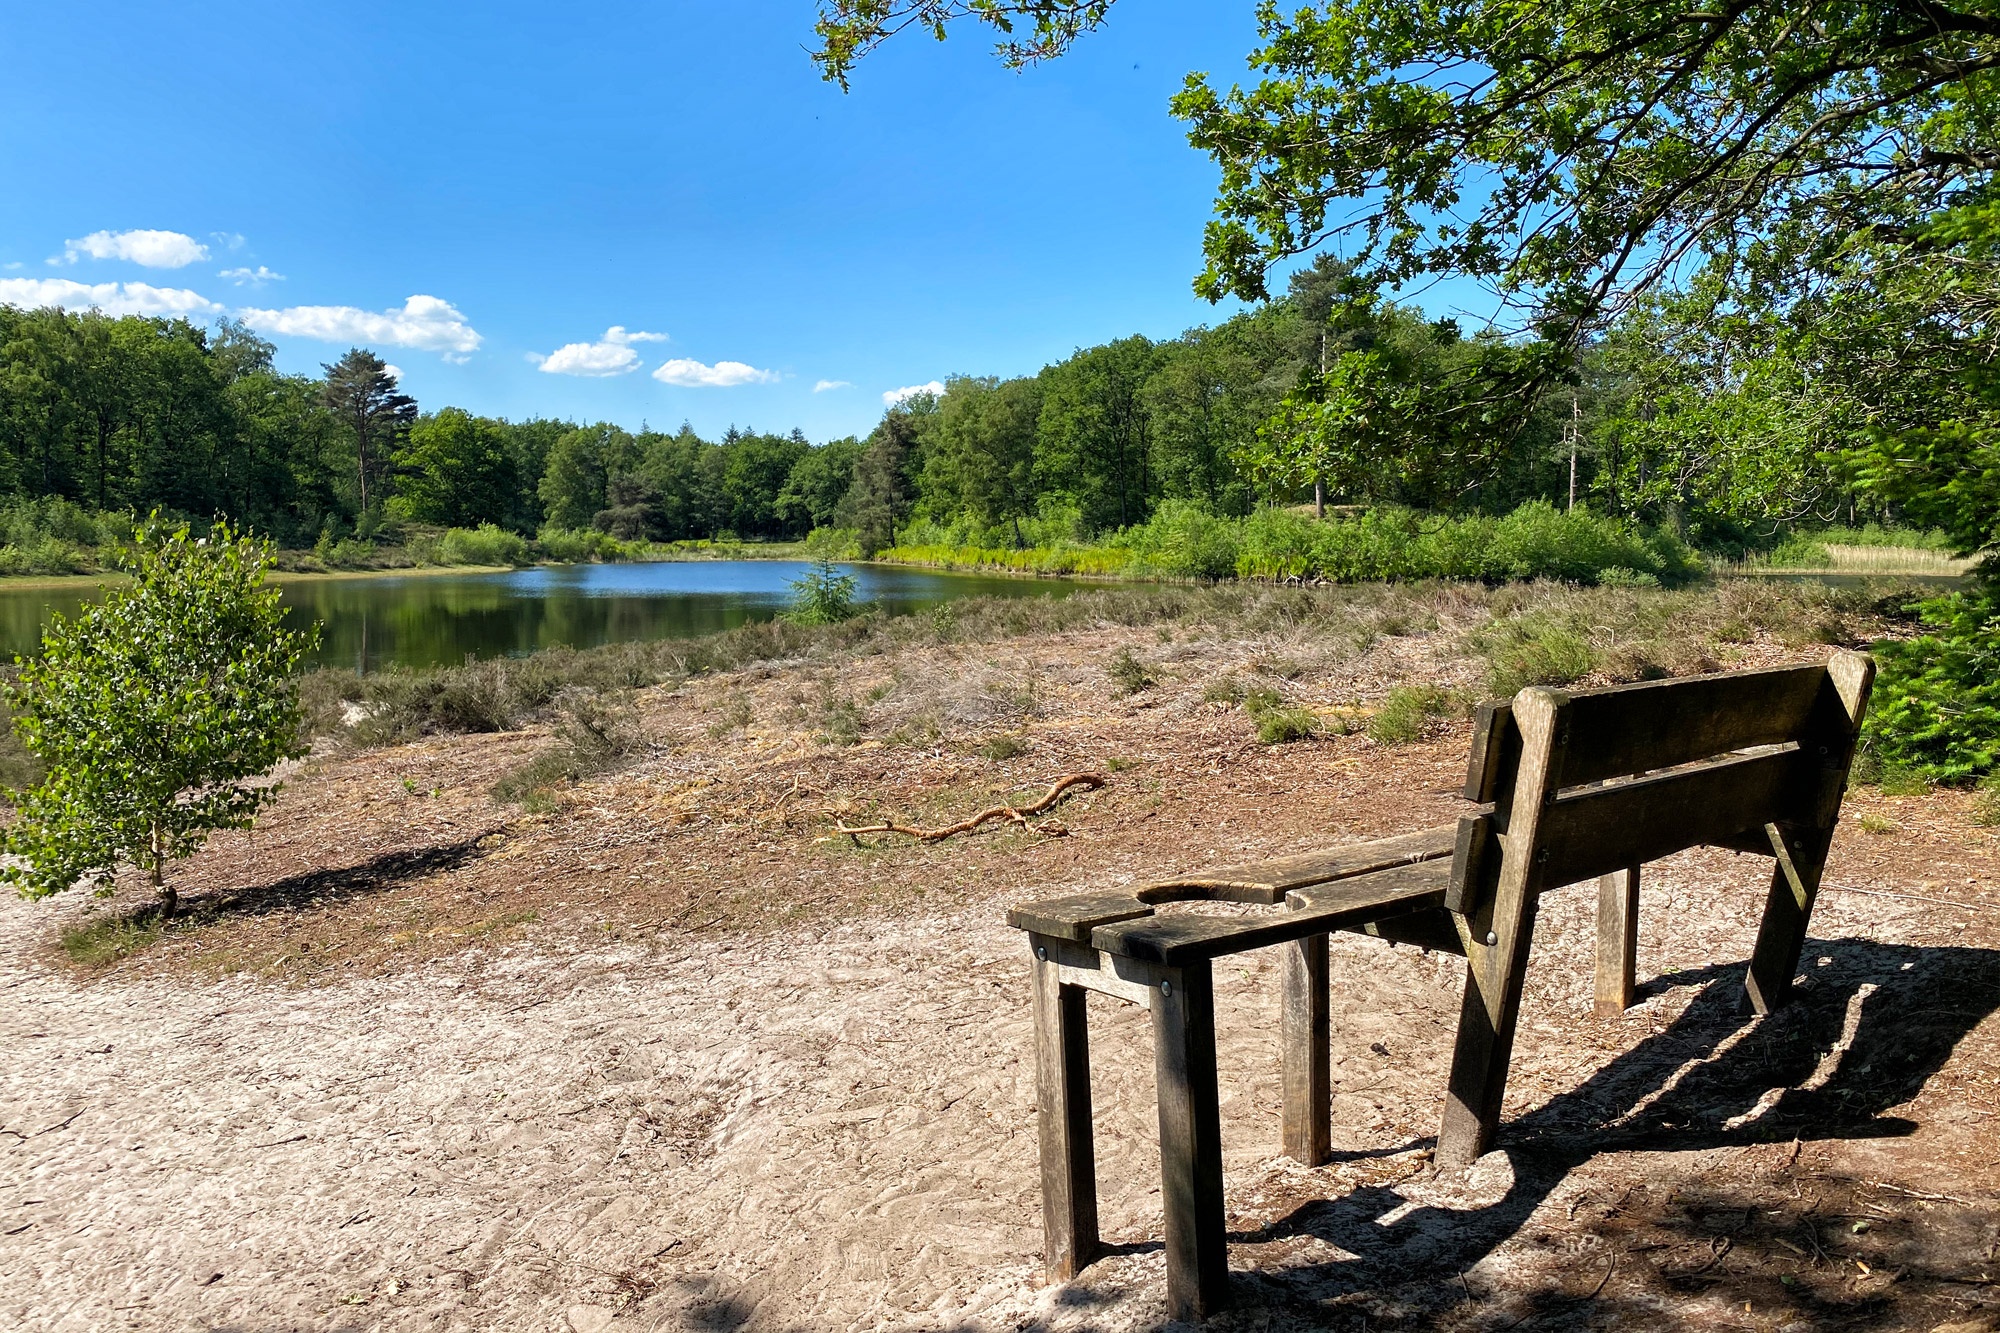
left=0, top=565, right=1075, bottom=671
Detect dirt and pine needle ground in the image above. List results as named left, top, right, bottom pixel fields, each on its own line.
left=3, top=580, right=1998, bottom=1333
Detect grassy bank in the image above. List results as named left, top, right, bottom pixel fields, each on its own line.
left=0, top=497, right=813, bottom=579
left=1721, top=525, right=1973, bottom=577
left=870, top=501, right=1703, bottom=588
left=297, top=576, right=1921, bottom=801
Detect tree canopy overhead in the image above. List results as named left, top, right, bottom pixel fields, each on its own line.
left=816, top=0, right=2000, bottom=339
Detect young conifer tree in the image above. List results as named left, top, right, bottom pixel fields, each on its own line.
left=2, top=518, right=318, bottom=915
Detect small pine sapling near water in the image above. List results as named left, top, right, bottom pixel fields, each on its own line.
left=2, top=518, right=318, bottom=915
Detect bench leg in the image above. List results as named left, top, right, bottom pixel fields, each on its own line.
left=1437, top=889, right=1543, bottom=1172
left=1030, top=939, right=1100, bottom=1281
left=1281, top=932, right=1331, bottom=1166
left=1745, top=822, right=1832, bottom=1015
left=1593, top=866, right=1641, bottom=1018
left=1151, top=961, right=1230, bottom=1322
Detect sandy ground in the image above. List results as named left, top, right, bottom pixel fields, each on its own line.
left=4, top=618, right=1999, bottom=1332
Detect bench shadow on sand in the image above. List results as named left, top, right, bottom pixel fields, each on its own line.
left=1018, top=936, right=2000, bottom=1331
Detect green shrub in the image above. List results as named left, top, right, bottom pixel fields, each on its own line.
left=1482, top=617, right=1598, bottom=697
left=492, top=688, right=643, bottom=803
left=1768, top=532, right=1834, bottom=567
left=1236, top=683, right=1320, bottom=744
left=1202, top=675, right=1246, bottom=705
left=537, top=526, right=619, bottom=563
left=1112, top=500, right=1243, bottom=580
left=438, top=524, right=530, bottom=567
left=1974, top=776, right=2000, bottom=826
left=980, top=733, right=1028, bottom=760
left=1255, top=705, right=1321, bottom=744
left=1368, top=684, right=1455, bottom=744
left=2, top=519, right=315, bottom=915
left=1107, top=647, right=1155, bottom=696
left=1863, top=590, right=2000, bottom=784
left=786, top=557, right=861, bottom=625
left=818, top=693, right=863, bottom=746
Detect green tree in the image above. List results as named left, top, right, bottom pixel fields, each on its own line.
left=775, top=436, right=864, bottom=533
left=2, top=519, right=317, bottom=915
left=1140, top=332, right=1265, bottom=515
left=926, top=376, right=1043, bottom=543
left=1037, top=336, right=1158, bottom=531
left=538, top=423, right=636, bottom=530
left=1244, top=349, right=1413, bottom=513
left=722, top=430, right=812, bottom=538
left=637, top=425, right=728, bottom=540
left=393, top=408, right=520, bottom=528
left=322, top=349, right=416, bottom=516
left=840, top=404, right=931, bottom=554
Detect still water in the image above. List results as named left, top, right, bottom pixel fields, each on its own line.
left=0, top=561, right=1076, bottom=671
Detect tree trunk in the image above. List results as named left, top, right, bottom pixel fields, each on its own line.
left=1313, top=479, right=1325, bottom=521
left=150, top=822, right=175, bottom=917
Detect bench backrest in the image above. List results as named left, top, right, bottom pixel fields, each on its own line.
left=1447, top=652, right=1874, bottom=915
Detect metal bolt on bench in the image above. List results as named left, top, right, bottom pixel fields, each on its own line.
left=1006, top=652, right=1875, bottom=1322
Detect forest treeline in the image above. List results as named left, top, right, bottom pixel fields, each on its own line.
left=0, top=257, right=1913, bottom=566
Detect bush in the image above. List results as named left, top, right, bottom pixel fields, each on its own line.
left=1368, top=684, right=1456, bottom=744
left=1974, top=775, right=2000, bottom=826
left=1107, top=647, right=1155, bottom=696
left=537, top=525, right=619, bottom=563
left=1111, top=500, right=1243, bottom=580
left=786, top=557, right=861, bottom=625
left=436, top=524, right=530, bottom=567
left=1768, top=532, right=1834, bottom=567
left=1254, top=704, right=1321, bottom=744
left=1863, top=590, right=2000, bottom=784
left=1482, top=616, right=1598, bottom=697
left=492, top=687, right=644, bottom=805
left=2, top=519, right=315, bottom=914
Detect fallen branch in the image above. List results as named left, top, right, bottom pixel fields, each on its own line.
left=829, top=773, right=1105, bottom=844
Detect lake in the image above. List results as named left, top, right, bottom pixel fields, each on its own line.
left=0, top=561, right=1077, bottom=672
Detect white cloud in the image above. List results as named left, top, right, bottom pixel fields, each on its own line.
left=55, top=229, right=210, bottom=269
left=2, top=262, right=20, bottom=271
left=212, top=232, right=247, bottom=251
left=532, top=325, right=670, bottom=377
left=218, top=265, right=284, bottom=287
left=883, top=380, right=945, bottom=406
left=0, top=277, right=223, bottom=318
left=240, top=294, right=482, bottom=360
left=382, top=364, right=404, bottom=383
left=813, top=379, right=853, bottom=393
left=653, top=357, right=779, bottom=387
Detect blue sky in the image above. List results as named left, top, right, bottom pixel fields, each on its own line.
left=0, top=2, right=1480, bottom=442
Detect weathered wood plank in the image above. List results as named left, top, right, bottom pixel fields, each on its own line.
left=1544, top=663, right=1829, bottom=788
left=1357, top=906, right=1469, bottom=955
left=1463, top=702, right=1518, bottom=802
left=1029, top=937, right=1100, bottom=1280
left=1007, top=893, right=1152, bottom=944
left=1444, top=810, right=1497, bottom=915
left=1537, top=747, right=1812, bottom=888
left=1281, top=931, right=1330, bottom=1166
left=1151, top=962, right=1230, bottom=1322
left=1438, top=685, right=1566, bottom=1172
left=1094, top=860, right=1451, bottom=965
left=1593, top=866, right=1641, bottom=1018
left=1135, top=825, right=1457, bottom=902
left=1745, top=647, right=1874, bottom=1012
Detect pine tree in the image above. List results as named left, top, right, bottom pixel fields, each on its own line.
left=321, top=348, right=416, bottom=517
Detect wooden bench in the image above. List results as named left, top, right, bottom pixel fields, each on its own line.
left=1006, top=652, right=1875, bottom=1320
